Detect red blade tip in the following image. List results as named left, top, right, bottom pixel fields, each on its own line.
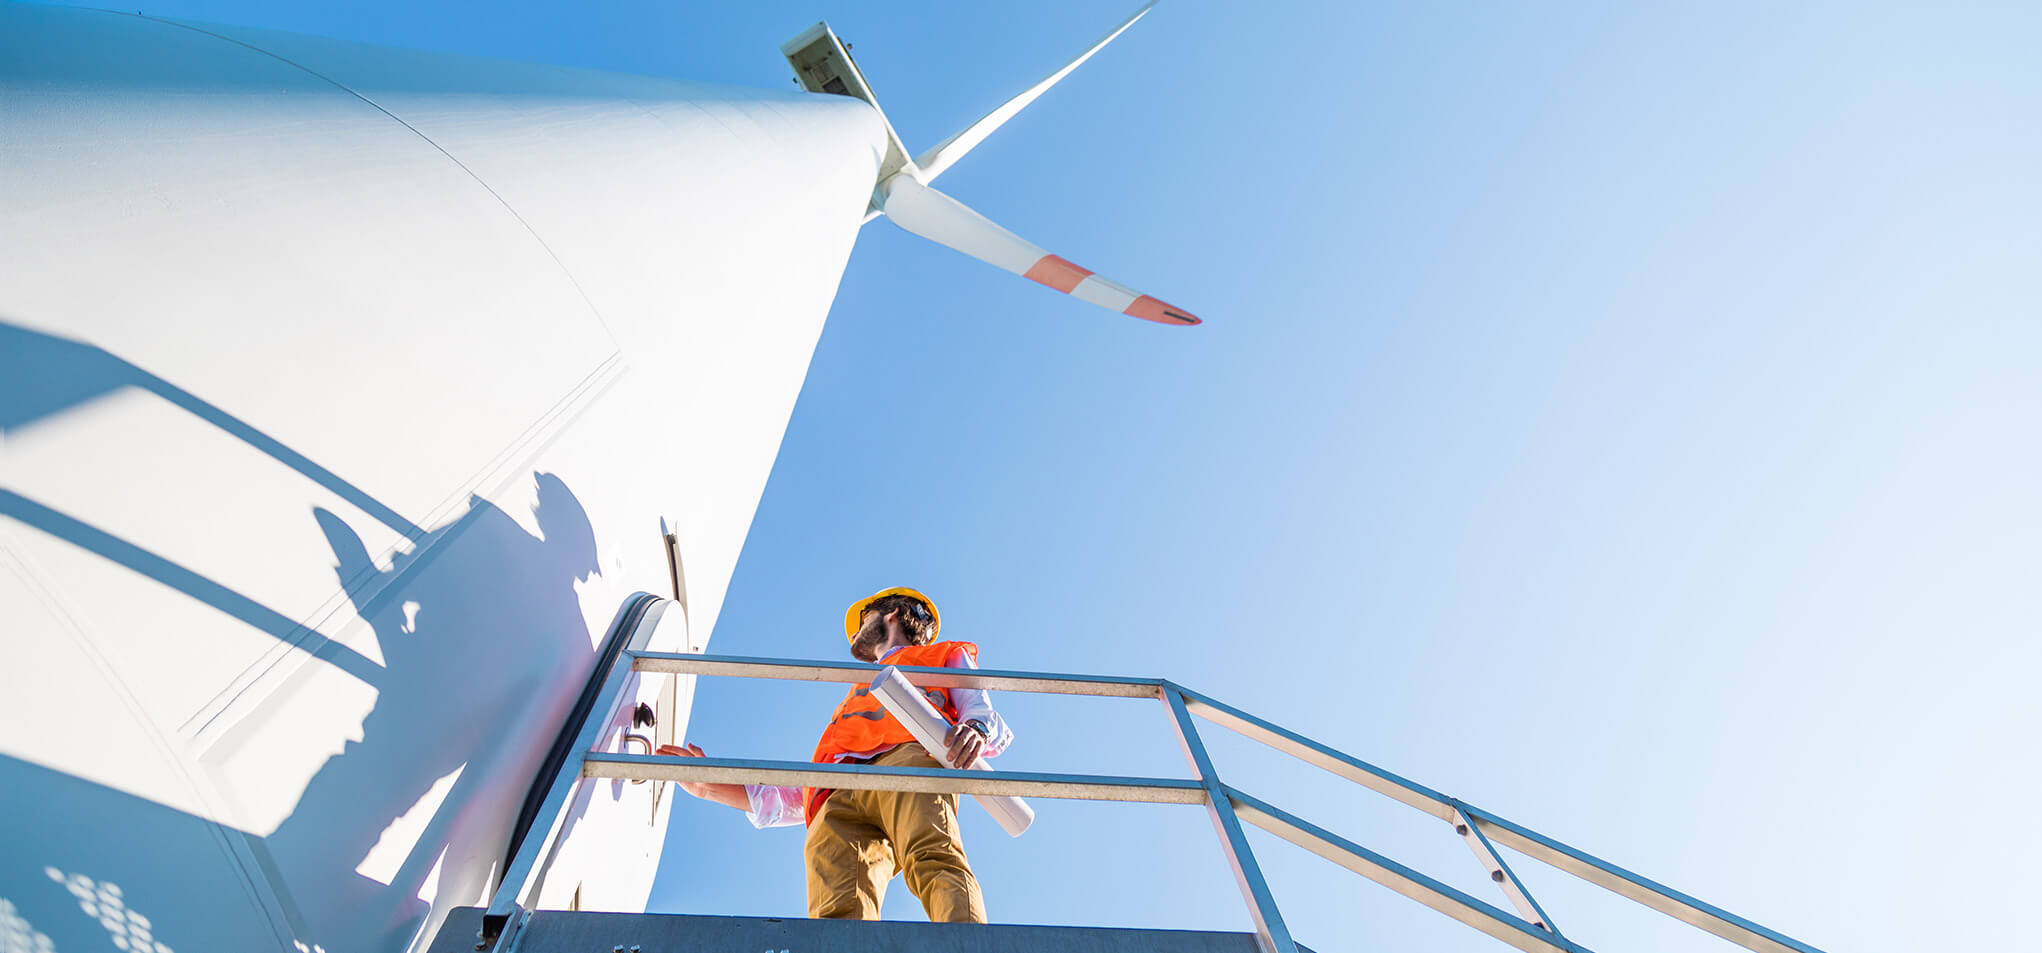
left=1125, top=295, right=1201, bottom=326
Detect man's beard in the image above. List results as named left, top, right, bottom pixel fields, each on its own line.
left=850, top=622, right=889, bottom=661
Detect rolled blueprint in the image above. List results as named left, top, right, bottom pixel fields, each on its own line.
left=869, top=666, right=1035, bottom=837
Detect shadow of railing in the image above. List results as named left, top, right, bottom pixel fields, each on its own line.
left=1, top=320, right=423, bottom=541
left=3, top=321, right=621, bottom=953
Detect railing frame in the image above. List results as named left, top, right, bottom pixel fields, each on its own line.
left=484, top=647, right=1830, bottom=953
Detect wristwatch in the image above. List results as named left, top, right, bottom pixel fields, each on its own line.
left=962, top=718, right=990, bottom=741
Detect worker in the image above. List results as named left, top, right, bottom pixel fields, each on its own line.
left=661, top=587, right=1012, bottom=922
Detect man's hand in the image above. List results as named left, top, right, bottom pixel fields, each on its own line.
left=943, top=722, right=987, bottom=769
left=656, top=742, right=722, bottom=801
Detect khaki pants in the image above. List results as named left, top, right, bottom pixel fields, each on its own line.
left=804, top=744, right=988, bottom=922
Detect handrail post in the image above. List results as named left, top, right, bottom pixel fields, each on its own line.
left=1159, top=681, right=1299, bottom=953
left=479, top=596, right=669, bottom=951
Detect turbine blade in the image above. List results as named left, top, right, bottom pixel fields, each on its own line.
left=912, top=2, right=1156, bottom=184
left=879, top=174, right=1199, bottom=326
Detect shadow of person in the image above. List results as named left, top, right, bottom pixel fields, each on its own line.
left=262, top=472, right=601, bottom=953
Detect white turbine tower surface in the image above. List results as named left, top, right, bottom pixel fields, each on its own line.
left=0, top=1, right=1203, bottom=952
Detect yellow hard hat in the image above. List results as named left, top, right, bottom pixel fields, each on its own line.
left=844, top=587, right=941, bottom=643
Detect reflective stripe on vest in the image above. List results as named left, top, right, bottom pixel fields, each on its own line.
left=802, top=640, right=979, bottom=825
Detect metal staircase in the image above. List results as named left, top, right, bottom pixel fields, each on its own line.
left=451, top=595, right=1828, bottom=953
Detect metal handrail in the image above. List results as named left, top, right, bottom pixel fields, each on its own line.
left=1169, top=680, right=1824, bottom=953
left=1226, top=787, right=1572, bottom=953
left=629, top=650, right=1167, bottom=696
left=583, top=752, right=1208, bottom=803
left=489, top=645, right=1831, bottom=953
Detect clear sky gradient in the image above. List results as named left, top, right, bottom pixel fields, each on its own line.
left=41, top=2, right=2041, bottom=951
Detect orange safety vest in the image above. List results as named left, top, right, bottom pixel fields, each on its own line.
left=802, top=640, right=978, bottom=825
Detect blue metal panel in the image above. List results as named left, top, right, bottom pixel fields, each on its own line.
left=429, top=907, right=1321, bottom=953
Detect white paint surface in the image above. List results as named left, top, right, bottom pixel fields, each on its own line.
left=0, top=4, right=886, bottom=952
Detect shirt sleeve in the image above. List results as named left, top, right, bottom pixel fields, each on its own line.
left=743, top=784, right=805, bottom=828
left=945, top=645, right=1013, bottom=758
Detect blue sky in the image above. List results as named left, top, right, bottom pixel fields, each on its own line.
left=41, top=2, right=2041, bottom=950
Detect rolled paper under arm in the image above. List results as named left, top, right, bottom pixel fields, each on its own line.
left=869, top=666, right=1035, bottom=837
